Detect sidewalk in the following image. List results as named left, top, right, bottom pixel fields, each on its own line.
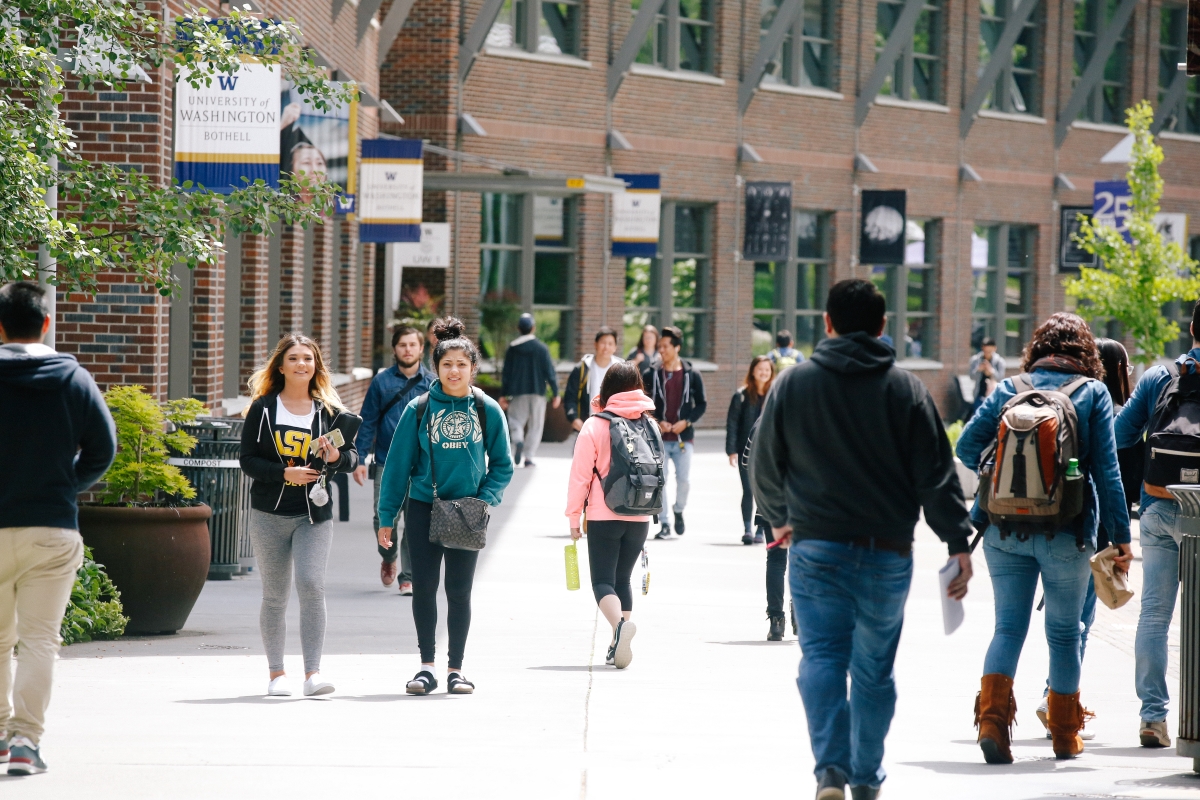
left=5, top=432, right=1199, bottom=799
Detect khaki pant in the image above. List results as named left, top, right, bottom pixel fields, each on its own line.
left=0, top=527, right=84, bottom=744
left=507, top=394, right=546, bottom=462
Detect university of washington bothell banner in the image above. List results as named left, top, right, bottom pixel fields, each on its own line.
left=357, top=139, right=424, bottom=243
left=611, top=174, right=661, bottom=258
left=174, top=62, right=281, bottom=193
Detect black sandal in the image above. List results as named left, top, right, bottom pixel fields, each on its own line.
left=406, top=670, right=438, bottom=695
left=447, top=673, right=475, bottom=694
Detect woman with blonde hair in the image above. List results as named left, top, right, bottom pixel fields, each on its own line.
left=239, top=333, right=359, bottom=698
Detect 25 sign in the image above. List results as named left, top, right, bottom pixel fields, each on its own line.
left=1093, top=180, right=1133, bottom=243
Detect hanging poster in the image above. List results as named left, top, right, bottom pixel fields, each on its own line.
left=612, top=174, right=660, bottom=258
left=174, top=62, right=280, bottom=193
left=1093, top=180, right=1133, bottom=243
left=534, top=196, right=566, bottom=244
left=357, top=138, right=423, bottom=243
left=1155, top=212, right=1189, bottom=249
left=1059, top=206, right=1097, bottom=271
left=387, top=223, right=450, bottom=269
left=743, top=182, right=792, bottom=261
left=280, top=81, right=358, bottom=212
left=860, top=190, right=906, bottom=265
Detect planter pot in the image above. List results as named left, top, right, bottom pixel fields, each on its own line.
left=542, top=398, right=572, bottom=443
left=78, top=504, right=212, bottom=635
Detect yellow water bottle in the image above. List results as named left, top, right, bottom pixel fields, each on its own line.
left=565, top=542, right=580, bottom=591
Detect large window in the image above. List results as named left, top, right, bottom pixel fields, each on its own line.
left=634, top=0, right=715, bottom=74
left=869, top=220, right=937, bottom=359
left=487, top=0, right=581, bottom=56
left=1159, top=4, right=1200, bottom=135
left=978, top=0, right=1040, bottom=115
left=1164, top=236, right=1200, bottom=355
left=876, top=0, right=943, bottom=102
left=625, top=203, right=712, bottom=358
left=1073, top=0, right=1130, bottom=125
left=752, top=211, right=832, bottom=357
left=760, top=0, right=836, bottom=90
left=972, top=223, right=1035, bottom=357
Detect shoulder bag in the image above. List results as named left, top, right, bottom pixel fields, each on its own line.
left=422, top=388, right=491, bottom=551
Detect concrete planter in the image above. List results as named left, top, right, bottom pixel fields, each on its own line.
left=955, top=458, right=979, bottom=503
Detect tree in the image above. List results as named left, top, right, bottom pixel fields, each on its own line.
left=2, top=1, right=354, bottom=295
left=1065, top=100, right=1200, bottom=365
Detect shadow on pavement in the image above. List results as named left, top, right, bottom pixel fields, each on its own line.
left=900, top=759, right=1095, bottom=775
left=177, top=696, right=307, bottom=705
left=528, top=665, right=592, bottom=671
left=1117, top=773, right=1200, bottom=788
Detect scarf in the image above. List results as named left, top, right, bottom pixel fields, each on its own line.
left=1030, top=354, right=1088, bottom=375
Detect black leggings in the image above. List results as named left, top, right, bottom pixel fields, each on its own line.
left=587, top=520, right=649, bottom=611
left=738, top=464, right=754, bottom=531
left=405, top=499, right=479, bottom=669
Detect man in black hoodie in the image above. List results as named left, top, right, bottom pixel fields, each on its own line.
left=500, top=313, right=560, bottom=467
left=752, top=279, right=972, bottom=800
left=0, top=282, right=116, bottom=776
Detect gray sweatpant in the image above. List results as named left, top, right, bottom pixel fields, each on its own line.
left=507, top=393, right=546, bottom=462
left=247, top=510, right=334, bottom=674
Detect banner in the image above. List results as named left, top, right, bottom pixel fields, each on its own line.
left=743, top=182, right=792, bottom=261
left=1093, top=180, right=1132, bottom=242
left=534, top=196, right=566, bottom=244
left=612, top=174, right=660, bottom=258
left=174, top=62, right=280, bottom=193
left=860, top=190, right=906, bottom=265
left=357, top=139, right=423, bottom=243
left=1059, top=206, right=1097, bottom=271
left=280, top=81, right=357, bottom=212
left=1155, top=212, right=1189, bottom=249
left=388, top=223, right=450, bottom=268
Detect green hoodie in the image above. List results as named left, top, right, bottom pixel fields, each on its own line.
left=377, top=380, right=514, bottom=528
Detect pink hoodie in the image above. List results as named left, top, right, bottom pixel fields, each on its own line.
left=565, top=389, right=657, bottom=528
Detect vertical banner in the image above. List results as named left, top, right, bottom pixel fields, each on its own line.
left=742, top=181, right=792, bottom=261
left=1059, top=206, right=1097, bottom=271
left=1189, top=0, right=1200, bottom=76
left=1093, top=180, right=1133, bottom=242
left=357, top=139, right=423, bottom=243
left=280, top=81, right=358, bottom=212
left=174, top=62, right=280, bottom=193
left=860, top=190, right=907, bottom=265
left=611, top=174, right=661, bottom=257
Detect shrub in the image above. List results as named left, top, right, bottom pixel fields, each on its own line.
left=100, top=385, right=206, bottom=505
left=61, top=547, right=127, bottom=645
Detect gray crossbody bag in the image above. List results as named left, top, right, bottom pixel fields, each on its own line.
left=420, top=389, right=491, bottom=551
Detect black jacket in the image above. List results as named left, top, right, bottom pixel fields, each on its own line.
left=563, top=354, right=613, bottom=423
left=725, top=386, right=763, bottom=457
left=501, top=335, right=559, bottom=398
left=641, top=360, right=707, bottom=442
left=0, top=344, right=116, bottom=529
left=239, top=392, right=359, bottom=523
left=750, top=332, right=971, bottom=553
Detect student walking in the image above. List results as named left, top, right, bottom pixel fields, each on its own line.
left=752, top=279, right=973, bottom=800
left=767, top=330, right=803, bottom=371
left=377, top=318, right=513, bottom=695
left=964, top=337, right=1006, bottom=420
left=0, top=282, right=116, bottom=776
left=643, top=326, right=707, bottom=540
left=239, top=333, right=359, bottom=699
left=352, top=325, right=435, bottom=595
left=501, top=312, right=560, bottom=467
left=565, top=362, right=661, bottom=669
left=726, top=356, right=773, bottom=545
left=957, top=313, right=1131, bottom=763
left=627, top=323, right=661, bottom=370
left=564, top=326, right=622, bottom=432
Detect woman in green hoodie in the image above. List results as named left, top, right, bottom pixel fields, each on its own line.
left=377, top=317, right=514, bottom=695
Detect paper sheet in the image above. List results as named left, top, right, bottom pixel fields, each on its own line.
left=939, top=558, right=965, bottom=635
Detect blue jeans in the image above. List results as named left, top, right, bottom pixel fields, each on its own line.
left=982, top=527, right=1093, bottom=694
left=662, top=440, right=692, bottom=515
left=1044, top=576, right=1097, bottom=695
left=1136, top=501, right=1180, bottom=722
left=789, top=540, right=913, bottom=789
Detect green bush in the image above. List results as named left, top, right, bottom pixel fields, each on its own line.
left=100, top=385, right=205, bottom=505
left=61, top=547, right=127, bottom=645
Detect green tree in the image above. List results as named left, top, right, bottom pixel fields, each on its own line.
left=100, top=385, right=207, bottom=505
left=1065, top=100, right=1200, bottom=365
left=2, top=1, right=355, bottom=295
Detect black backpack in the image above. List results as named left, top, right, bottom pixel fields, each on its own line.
left=1144, top=358, right=1200, bottom=499
left=592, top=411, right=666, bottom=515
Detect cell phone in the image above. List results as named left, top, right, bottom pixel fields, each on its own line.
left=325, top=428, right=345, bottom=448
left=766, top=536, right=787, bottom=550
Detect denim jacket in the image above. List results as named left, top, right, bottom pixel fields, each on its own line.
left=956, top=369, right=1131, bottom=547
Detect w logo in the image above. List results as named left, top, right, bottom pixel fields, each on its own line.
left=385, top=172, right=397, bottom=180
left=217, top=75, right=239, bottom=90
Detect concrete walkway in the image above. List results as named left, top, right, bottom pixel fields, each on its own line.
left=6, top=432, right=1200, bottom=799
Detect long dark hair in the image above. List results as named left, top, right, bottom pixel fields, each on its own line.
left=598, top=361, right=644, bottom=407
left=1096, top=337, right=1132, bottom=405
left=743, top=355, right=774, bottom=405
left=1020, top=313, right=1104, bottom=379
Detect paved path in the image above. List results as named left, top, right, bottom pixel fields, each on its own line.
left=6, top=433, right=1200, bottom=799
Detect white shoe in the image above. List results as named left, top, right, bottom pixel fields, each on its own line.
left=303, top=674, right=335, bottom=697
left=1036, top=697, right=1051, bottom=740
left=266, top=676, right=292, bottom=697
left=612, top=620, right=636, bottom=669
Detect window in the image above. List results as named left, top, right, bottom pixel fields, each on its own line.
left=760, top=0, right=836, bottom=90
left=625, top=203, right=712, bottom=358
left=869, top=220, right=937, bottom=359
left=752, top=211, right=832, bottom=357
left=1159, top=5, right=1200, bottom=134
left=1163, top=236, right=1200, bottom=355
left=971, top=223, right=1035, bottom=357
left=487, top=0, right=581, bottom=56
left=634, top=0, right=715, bottom=74
left=978, top=0, right=1040, bottom=115
left=1073, top=0, right=1130, bottom=125
left=876, top=0, right=943, bottom=102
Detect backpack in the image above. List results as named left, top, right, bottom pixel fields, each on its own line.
left=771, top=348, right=798, bottom=371
left=1143, top=358, right=1200, bottom=499
left=977, top=374, right=1088, bottom=537
left=592, top=411, right=666, bottom=515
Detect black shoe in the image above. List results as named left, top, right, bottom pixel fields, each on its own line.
left=791, top=606, right=798, bottom=636
left=674, top=512, right=685, bottom=535
left=406, top=670, right=438, bottom=695
left=513, top=442, right=523, bottom=464
left=815, top=767, right=847, bottom=800
left=768, top=615, right=785, bottom=641
left=742, top=531, right=754, bottom=545
left=753, top=529, right=764, bottom=544
left=654, top=523, right=672, bottom=540
left=524, top=460, right=536, bottom=467
left=849, top=786, right=879, bottom=800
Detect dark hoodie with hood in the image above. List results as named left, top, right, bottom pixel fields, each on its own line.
left=0, top=343, right=116, bottom=530
left=750, top=332, right=971, bottom=554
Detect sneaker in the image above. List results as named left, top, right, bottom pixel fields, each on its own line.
left=768, top=615, right=785, bottom=641
left=815, top=767, right=846, bottom=800
left=850, top=787, right=880, bottom=800
left=754, top=529, right=764, bottom=544
left=674, top=512, right=685, bottom=535
left=380, top=559, right=397, bottom=587
left=398, top=580, right=413, bottom=596
left=1036, top=697, right=1051, bottom=740
left=7, top=736, right=46, bottom=776
left=1141, top=719, right=1171, bottom=748
left=303, top=674, right=335, bottom=697
left=0, top=732, right=9, bottom=764
left=266, top=676, right=292, bottom=696
left=654, top=523, right=671, bottom=540
left=742, top=532, right=754, bottom=545
left=524, top=460, right=536, bottom=467
left=612, top=619, right=637, bottom=669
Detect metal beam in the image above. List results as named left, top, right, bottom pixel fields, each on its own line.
left=1153, top=69, right=1190, bottom=134
left=458, top=0, right=506, bottom=84
left=608, top=0, right=666, bottom=99
left=1054, top=0, right=1137, bottom=147
left=332, top=0, right=347, bottom=23
left=854, top=0, right=925, bottom=127
left=376, top=0, right=417, bottom=66
left=960, top=0, right=1040, bottom=138
left=357, top=0, right=385, bottom=43
left=738, top=0, right=802, bottom=115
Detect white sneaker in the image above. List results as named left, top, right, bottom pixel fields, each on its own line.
left=303, top=674, right=335, bottom=697
left=612, top=620, right=636, bottom=669
left=1036, top=697, right=1051, bottom=740
left=266, top=676, right=292, bottom=697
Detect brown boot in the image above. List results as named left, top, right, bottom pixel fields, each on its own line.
left=975, top=674, right=1017, bottom=764
left=1047, top=690, right=1086, bottom=759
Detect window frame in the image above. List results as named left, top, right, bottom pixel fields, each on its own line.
left=761, top=0, right=837, bottom=90
left=1073, top=0, right=1131, bottom=125
left=876, top=0, right=944, bottom=103
left=869, top=219, right=938, bottom=360
left=971, top=222, right=1035, bottom=359
left=1158, top=3, right=1200, bottom=135
left=978, top=0, right=1041, bottom=115
left=489, top=0, right=582, bottom=57
left=752, top=211, right=833, bottom=357
left=635, top=0, right=716, bottom=74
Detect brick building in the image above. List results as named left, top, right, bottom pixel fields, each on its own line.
left=377, top=0, right=1200, bottom=418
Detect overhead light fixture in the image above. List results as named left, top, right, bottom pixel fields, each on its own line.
left=853, top=152, right=878, bottom=174
left=739, top=143, right=764, bottom=163
left=959, top=163, right=983, bottom=183
left=608, top=129, right=633, bottom=151
left=459, top=113, right=487, bottom=137
left=1055, top=173, right=1077, bottom=191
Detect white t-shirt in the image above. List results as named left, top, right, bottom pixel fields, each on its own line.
left=587, top=356, right=622, bottom=400
left=275, top=397, right=315, bottom=429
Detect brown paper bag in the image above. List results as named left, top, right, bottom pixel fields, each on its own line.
left=1090, top=545, right=1134, bottom=610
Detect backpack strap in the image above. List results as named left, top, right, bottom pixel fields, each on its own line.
left=1010, top=374, right=1034, bottom=394
left=1058, top=375, right=1091, bottom=398
left=471, top=387, right=488, bottom=445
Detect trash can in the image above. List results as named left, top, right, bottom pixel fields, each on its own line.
left=1167, top=485, right=1200, bottom=773
left=170, top=418, right=247, bottom=581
